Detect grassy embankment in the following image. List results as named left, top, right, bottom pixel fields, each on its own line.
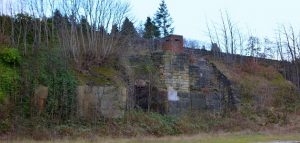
left=5, top=133, right=300, bottom=143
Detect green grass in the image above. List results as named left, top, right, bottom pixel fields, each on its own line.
left=5, top=133, right=300, bottom=143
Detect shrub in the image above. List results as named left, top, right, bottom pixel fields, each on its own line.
left=0, top=47, right=21, bottom=65
left=0, top=63, right=19, bottom=92
left=0, top=118, right=11, bottom=133
left=124, top=111, right=179, bottom=136
left=0, top=47, right=20, bottom=133
left=0, top=90, right=4, bottom=103
left=0, top=63, right=19, bottom=103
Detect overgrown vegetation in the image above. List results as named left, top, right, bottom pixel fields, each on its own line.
left=8, top=133, right=300, bottom=143
left=210, top=57, right=300, bottom=126
left=18, top=48, right=78, bottom=120
left=0, top=46, right=20, bottom=133
left=0, top=111, right=264, bottom=139
left=1, top=0, right=300, bottom=140
left=0, top=47, right=20, bottom=88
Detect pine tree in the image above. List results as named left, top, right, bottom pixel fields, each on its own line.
left=154, top=0, right=174, bottom=37
left=143, top=17, right=160, bottom=39
left=120, top=17, right=137, bottom=37
left=53, top=9, right=64, bottom=27
left=111, top=24, right=119, bottom=36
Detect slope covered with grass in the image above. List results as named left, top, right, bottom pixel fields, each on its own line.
left=210, top=57, right=300, bottom=126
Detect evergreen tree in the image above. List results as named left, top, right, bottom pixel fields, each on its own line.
left=53, top=9, right=63, bottom=27
left=111, top=24, right=119, bottom=36
left=79, top=16, right=91, bottom=32
left=154, top=0, right=174, bottom=37
left=99, top=26, right=107, bottom=36
left=143, top=17, right=160, bottom=39
left=80, top=16, right=89, bottom=27
left=120, top=17, right=137, bottom=37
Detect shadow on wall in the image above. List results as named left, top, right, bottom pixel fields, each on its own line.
left=134, top=80, right=167, bottom=114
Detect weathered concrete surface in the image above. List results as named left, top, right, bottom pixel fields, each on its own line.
left=77, top=85, right=127, bottom=119
left=152, top=51, right=240, bottom=115
left=161, top=53, right=190, bottom=92
left=152, top=52, right=190, bottom=92
left=32, top=85, right=48, bottom=113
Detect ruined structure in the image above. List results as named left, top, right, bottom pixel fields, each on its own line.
left=32, top=85, right=49, bottom=114
left=136, top=34, right=240, bottom=115
left=77, top=85, right=127, bottom=119
left=76, top=34, right=240, bottom=118
left=162, top=35, right=184, bottom=54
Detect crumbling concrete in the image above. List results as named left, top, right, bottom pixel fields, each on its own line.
left=32, top=85, right=48, bottom=114
left=152, top=46, right=240, bottom=115
left=77, top=85, right=127, bottom=119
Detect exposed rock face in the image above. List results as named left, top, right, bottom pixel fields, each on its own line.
left=77, top=85, right=127, bottom=119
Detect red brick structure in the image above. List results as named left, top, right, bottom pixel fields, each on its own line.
left=162, top=35, right=184, bottom=54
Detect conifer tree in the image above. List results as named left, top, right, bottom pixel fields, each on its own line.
left=120, top=17, right=137, bottom=37
left=154, top=0, right=174, bottom=37
left=143, top=17, right=160, bottom=39
left=111, top=24, right=119, bottom=36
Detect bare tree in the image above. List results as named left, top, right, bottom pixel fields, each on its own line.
left=226, top=12, right=235, bottom=55
left=220, top=11, right=229, bottom=54
left=184, top=38, right=201, bottom=49
left=275, top=32, right=284, bottom=61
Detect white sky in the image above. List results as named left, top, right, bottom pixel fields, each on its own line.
left=126, top=0, right=300, bottom=42
left=1, top=0, right=300, bottom=42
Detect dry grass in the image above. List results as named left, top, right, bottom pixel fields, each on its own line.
left=3, top=133, right=300, bottom=143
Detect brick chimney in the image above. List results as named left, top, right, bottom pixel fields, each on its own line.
left=162, top=35, right=184, bottom=54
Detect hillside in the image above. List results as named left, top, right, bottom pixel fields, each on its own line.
left=1, top=42, right=300, bottom=139
left=1, top=1, right=300, bottom=140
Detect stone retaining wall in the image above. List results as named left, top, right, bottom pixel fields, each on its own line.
left=77, top=85, right=127, bottom=119
left=152, top=51, right=240, bottom=115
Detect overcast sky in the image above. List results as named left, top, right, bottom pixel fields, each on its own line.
left=126, top=0, right=300, bottom=42
left=1, top=0, right=299, bottom=42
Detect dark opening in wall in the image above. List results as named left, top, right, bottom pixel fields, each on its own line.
left=134, top=83, right=167, bottom=114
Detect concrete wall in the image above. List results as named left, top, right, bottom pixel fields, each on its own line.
left=77, top=85, right=127, bottom=119
left=152, top=51, right=240, bottom=115
left=161, top=53, right=190, bottom=92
